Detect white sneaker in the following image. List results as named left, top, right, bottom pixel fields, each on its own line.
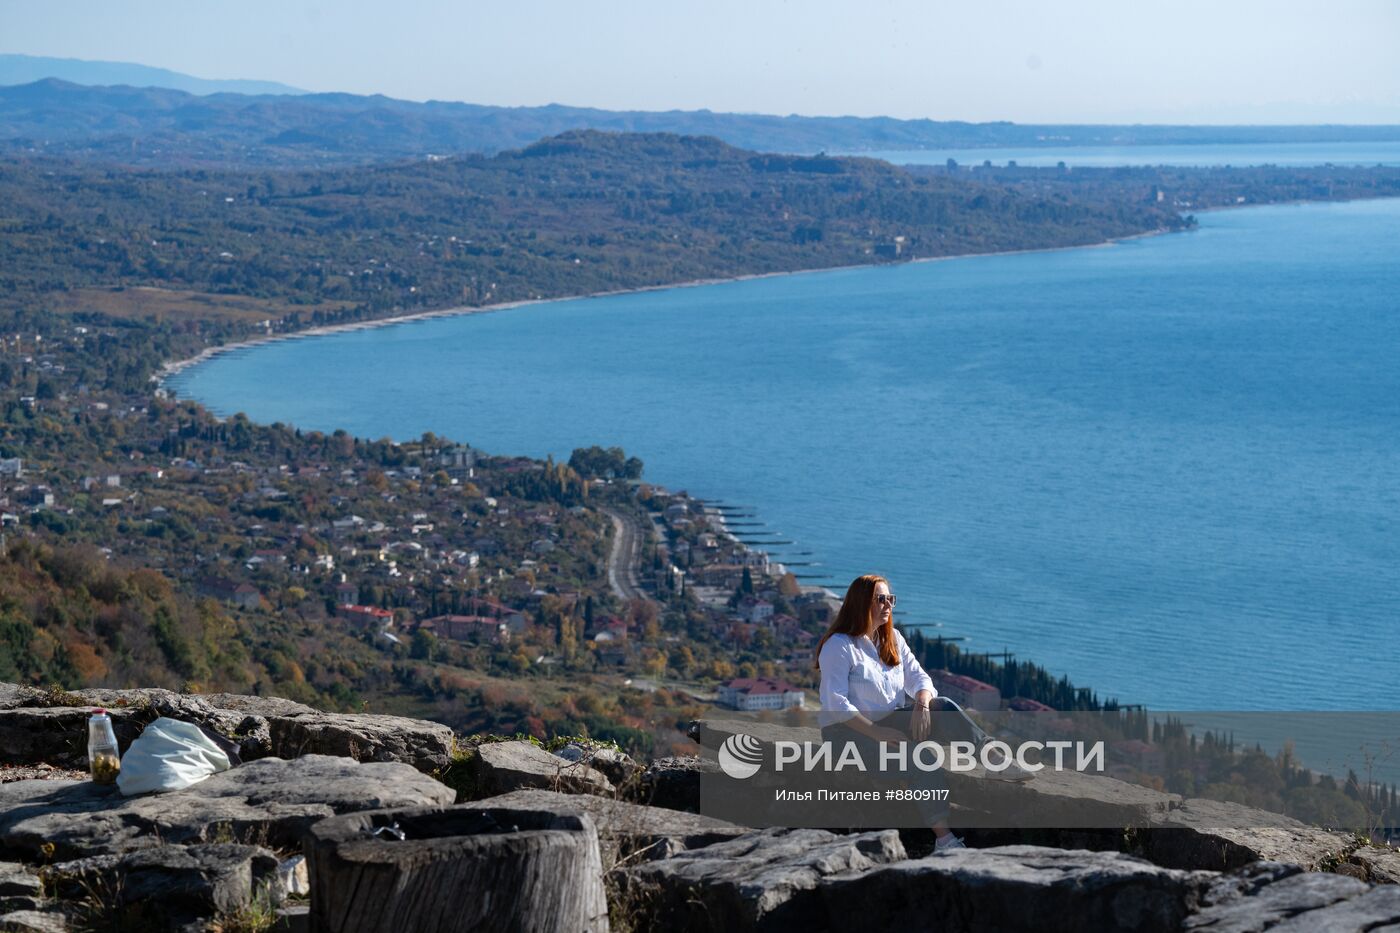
left=934, top=833, right=966, bottom=851
left=982, top=745, right=1034, bottom=782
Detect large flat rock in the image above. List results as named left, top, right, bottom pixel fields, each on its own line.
left=0, top=688, right=44, bottom=712
left=0, top=754, right=454, bottom=861
left=195, top=694, right=319, bottom=718
left=621, top=827, right=904, bottom=931
left=470, top=741, right=614, bottom=797
left=474, top=788, right=748, bottom=865
left=0, top=862, right=40, bottom=915
left=1145, top=798, right=1354, bottom=872
left=944, top=765, right=1181, bottom=829
left=267, top=712, right=454, bottom=774
left=1348, top=846, right=1400, bottom=885
left=0, top=684, right=453, bottom=774
left=821, top=844, right=1215, bottom=933
left=1184, top=860, right=1399, bottom=931
left=44, top=843, right=280, bottom=931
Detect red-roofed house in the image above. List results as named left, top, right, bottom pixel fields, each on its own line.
left=717, top=677, right=805, bottom=711
left=422, top=614, right=510, bottom=644
left=338, top=604, right=394, bottom=632
left=932, top=670, right=1002, bottom=712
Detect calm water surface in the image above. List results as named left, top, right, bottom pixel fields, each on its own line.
left=171, top=199, right=1400, bottom=711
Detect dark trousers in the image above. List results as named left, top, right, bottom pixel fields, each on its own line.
left=820, top=698, right=986, bottom=827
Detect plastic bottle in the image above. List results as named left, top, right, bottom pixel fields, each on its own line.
left=87, top=708, right=121, bottom=785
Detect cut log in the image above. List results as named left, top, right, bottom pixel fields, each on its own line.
left=305, top=806, right=609, bottom=933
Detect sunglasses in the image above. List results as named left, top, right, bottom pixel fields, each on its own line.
left=874, top=594, right=897, bottom=607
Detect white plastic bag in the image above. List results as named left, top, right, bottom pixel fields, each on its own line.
left=117, top=717, right=232, bottom=796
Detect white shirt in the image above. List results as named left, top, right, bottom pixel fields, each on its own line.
left=818, top=630, right=936, bottom=726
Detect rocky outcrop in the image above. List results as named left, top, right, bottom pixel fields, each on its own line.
left=1348, top=846, right=1400, bottom=885
left=0, top=687, right=453, bottom=774
left=619, top=827, right=905, bottom=930
left=945, top=766, right=1180, bottom=829
left=1141, top=797, right=1356, bottom=873
left=1185, top=860, right=1400, bottom=930
left=0, top=861, right=41, bottom=912
left=0, top=908, right=72, bottom=932
left=0, top=705, right=144, bottom=771
left=0, top=755, right=454, bottom=861
left=469, top=741, right=614, bottom=797
left=555, top=742, right=642, bottom=787
left=265, top=712, right=453, bottom=774
left=43, top=843, right=280, bottom=931
left=474, top=788, right=749, bottom=865
left=0, top=686, right=46, bottom=711
left=820, top=846, right=1213, bottom=933
left=5, top=682, right=1399, bottom=932
left=620, top=833, right=1219, bottom=933
left=638, top=755, right=721, bottom=813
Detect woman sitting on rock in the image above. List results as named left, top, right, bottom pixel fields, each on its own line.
left=816, top=573, right=1029, bottom=851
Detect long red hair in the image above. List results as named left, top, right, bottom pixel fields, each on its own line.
left=815, top=574, right=898, bottom=669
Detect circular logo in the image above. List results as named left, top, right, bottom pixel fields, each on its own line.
left=718, top=733, right=764, bottom=779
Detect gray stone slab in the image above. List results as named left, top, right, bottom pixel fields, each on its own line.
left=1348, top=846, right=1400, bottom=885
left=1267, top=886, right=1400, bottom=932
left=0, top=909, right=70, bottom=932
left=44, top=843, right=279, bottom=929
left=267, top=713, right=454, bottom=775
left=474, top=787, right=748, bottom=865
left=0, top=755, right=454, bottom=861
left=1147, top=798, right=1355, bottom=872
left=0, top=865, right=39, bottom=899
left=0, top=686, right=455, bottom=774
left=820, top=844, right=1215, bottom=933
left=1185, top=861, right=1372, bottom=931
left=472, top=741, right=613, bottom=797
left=621, top=827, right=904, bottom=931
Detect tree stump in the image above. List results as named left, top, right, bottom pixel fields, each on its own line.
left=305, top=806, right=610, bottom=933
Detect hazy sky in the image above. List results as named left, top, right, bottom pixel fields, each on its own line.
left=4, top=0, right=1399, bottom=123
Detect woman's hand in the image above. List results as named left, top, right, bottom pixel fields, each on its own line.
left=909, top=704, right=931, bottom=742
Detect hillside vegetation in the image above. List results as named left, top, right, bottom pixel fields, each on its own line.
left=4, top=78, right=1400, bottom=167
left=0, top=130, right=1187, bottom=326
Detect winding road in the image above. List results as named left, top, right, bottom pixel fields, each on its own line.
left=601, top=506, right=650, bottom=604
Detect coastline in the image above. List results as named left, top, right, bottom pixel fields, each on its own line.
left=154, top=224, right=1180, bottom=392
left=139, top=194, right=1400, bottom=717
left=150, top=222, right=1189, bottom=713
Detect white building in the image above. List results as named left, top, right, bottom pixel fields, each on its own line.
left=717, top=677, right=805, bottom=711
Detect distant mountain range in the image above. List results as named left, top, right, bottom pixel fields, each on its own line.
left=2, top=57, right=1400, bottom=169
left=0, top=53, right=305, bottom=96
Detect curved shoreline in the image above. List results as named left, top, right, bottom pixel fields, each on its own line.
left=155, top=226, right=1177, bottom=392
left=144, top=196, right=1400, bottom=711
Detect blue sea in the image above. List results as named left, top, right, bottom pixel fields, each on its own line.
left=170, top=198, right=1400, bottom=711
left=856, top=140, right=1400, bottom=168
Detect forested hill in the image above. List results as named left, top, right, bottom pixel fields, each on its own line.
left=4, top=79, right=1400, bottom=168
left=0, top=130, right=1187, bottom=325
